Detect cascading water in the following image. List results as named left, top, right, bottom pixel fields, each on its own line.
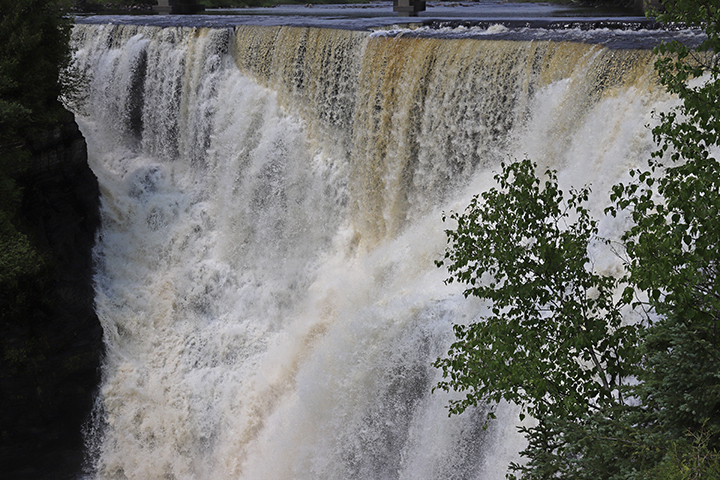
left=70, top=22, right=678, bottom=480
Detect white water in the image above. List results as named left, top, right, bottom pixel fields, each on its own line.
left=70, top=23, right=674, bottom=480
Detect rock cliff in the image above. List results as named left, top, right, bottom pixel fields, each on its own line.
left=1, top=112, right=102, bottom=480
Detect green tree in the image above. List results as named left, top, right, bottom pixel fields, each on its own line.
left=0, top=0, right=72, bottom=292
left=607, top=0, right=720, bottom=464
left=647, top=428, right=720, bottom=480
left=435, top=1, right=720, bottom=478
left=0, top=0, right=73, bottom=143
left=434, top=159, right=641, bottom=478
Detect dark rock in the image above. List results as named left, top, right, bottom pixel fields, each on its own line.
left=0, top=112, right=102, bottom=480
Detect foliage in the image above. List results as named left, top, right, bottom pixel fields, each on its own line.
left=434, top=159, right=642, bottom=478
left=0, top=218, right=44, bottom=288
left=645, top=428, right=720, bottom=480
left=634, top=307, right=720, bottom=448
left=0, top=0, right=72, bottom=290
left=613, top=0, right=720, bottom=326
left=436, top=1, right=720, bottom=478
left=434, top=159, right=637, bottom=419
left=0, top=0, right=73, bottom=143
left=608, top=0, right=720, bottom=457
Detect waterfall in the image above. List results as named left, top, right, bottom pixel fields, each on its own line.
left=70, top=23, right=673, bottom=480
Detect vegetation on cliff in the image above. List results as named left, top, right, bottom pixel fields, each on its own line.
left=0, top=0, right=72, bottom=140
left=0, top=0, right=73, bottom=291
left=436, top=0, right=720, bottom=478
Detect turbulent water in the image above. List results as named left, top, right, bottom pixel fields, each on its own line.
left=70, top=22, right=676, bottom=480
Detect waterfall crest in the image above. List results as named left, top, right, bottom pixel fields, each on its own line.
left=70, top=23, right=671, bottom=480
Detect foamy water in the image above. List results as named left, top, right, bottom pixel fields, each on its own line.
left=70, top=23, right=675, bottom=479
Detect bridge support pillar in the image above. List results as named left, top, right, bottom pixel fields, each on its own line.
left=393, top=0, right=425, bottom=16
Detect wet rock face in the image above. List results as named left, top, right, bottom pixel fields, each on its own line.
left=0, top=115, right=102, bottom=480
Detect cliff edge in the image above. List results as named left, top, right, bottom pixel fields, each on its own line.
left=0, top=112, right=102, bottom=480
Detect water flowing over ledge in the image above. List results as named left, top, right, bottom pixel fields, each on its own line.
left=70, top=23, right=675, bottom=479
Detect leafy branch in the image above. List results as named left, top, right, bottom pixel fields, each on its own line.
left=434, top=159, right=640, bottom=425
